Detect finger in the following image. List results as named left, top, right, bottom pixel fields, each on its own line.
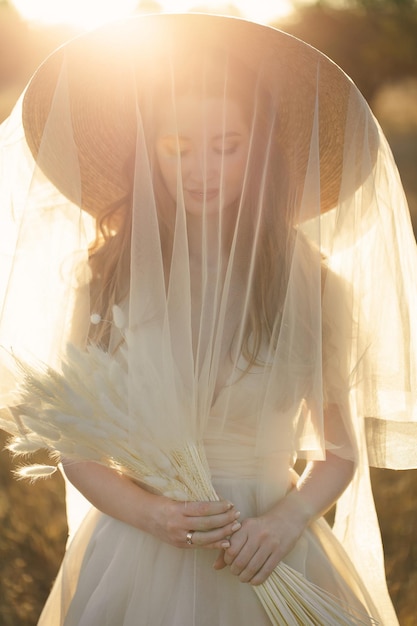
left=183, top=500, right=234, bottom=518
left=225, top=533, right=267, bottom=576
left=196, top=539, right=231, bottom=551
left=236, top=548, right=270, bottom=583
left=247, top=554, right=278, bottom=586
left=181, top=504, right=237, bottom=534
left=228, top=537, right=277, bottom=584
left=189, top=520, right=241, bottom=548
left=185, top=509, right=241, bottom=533
left=226, top=550, right=268, bottom=583
left=213, top=550, right=227, bottom=570
left=184, top=532, right=228, bottom=550
left=223, top=530, right=248, bottom=566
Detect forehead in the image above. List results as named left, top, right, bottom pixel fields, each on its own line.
left=154, top=95, right=248, bottom=136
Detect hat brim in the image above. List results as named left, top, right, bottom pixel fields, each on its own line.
left=22, top=13, right=376, bottom=217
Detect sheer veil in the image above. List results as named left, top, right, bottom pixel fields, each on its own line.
left=0, top=13, right=416, bottom=622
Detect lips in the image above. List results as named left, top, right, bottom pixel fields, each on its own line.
left=187, top=189, right=219, bottom=202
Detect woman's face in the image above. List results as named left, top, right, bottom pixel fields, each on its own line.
left=155, top=96, right=250, bottom=216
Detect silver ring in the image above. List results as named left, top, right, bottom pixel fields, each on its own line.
left=186, top=531, right=194, bottom=545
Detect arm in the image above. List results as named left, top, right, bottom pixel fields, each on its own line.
left=62, top=459, right=241, bottom=549
left=214, top=451, right=354, bottom=584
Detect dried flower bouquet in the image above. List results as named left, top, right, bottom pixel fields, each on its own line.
left=0, top=322, right=376, bottom=626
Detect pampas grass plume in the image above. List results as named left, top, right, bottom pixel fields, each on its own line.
left=16, top=464, right=58, bottom=481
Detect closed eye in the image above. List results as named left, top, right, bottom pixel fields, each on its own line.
left=213, top=143, right=240, bottom=155
left=158, top=136, right=191, bottom=157
left=212, top=133, right=244, bottom=155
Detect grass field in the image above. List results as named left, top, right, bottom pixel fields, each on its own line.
left=0, top=429, right=416, bottom=625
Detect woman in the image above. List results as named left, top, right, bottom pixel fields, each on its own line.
left=0, top=13, right=416, bottom=626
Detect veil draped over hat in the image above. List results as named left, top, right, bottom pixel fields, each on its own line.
left=0, top=14, right=416, bottom=624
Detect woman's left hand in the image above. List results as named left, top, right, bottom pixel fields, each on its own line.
left=212, top=491, right=311, bottom=586
left=214, top=453, right=355, bottom=585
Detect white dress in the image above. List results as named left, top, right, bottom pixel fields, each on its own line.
left=38, top=366, right=382, bottom=626
left=1, top=15, right=415, bottom=626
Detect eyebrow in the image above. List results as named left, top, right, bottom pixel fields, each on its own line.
left=160, top=131, right=243, bottom=141
left=212, top=132, right=243, bottom=141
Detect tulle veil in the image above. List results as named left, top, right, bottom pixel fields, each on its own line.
left=0, top=13, right=416, bottom=624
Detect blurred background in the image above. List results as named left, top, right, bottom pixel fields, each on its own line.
left=0, top=0, right=416, bottom=624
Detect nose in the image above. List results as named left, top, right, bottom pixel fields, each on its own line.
left=187, top=147, right=218, bottom=184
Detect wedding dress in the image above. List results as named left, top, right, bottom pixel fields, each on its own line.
left=1, top=13, right=416, bottom=626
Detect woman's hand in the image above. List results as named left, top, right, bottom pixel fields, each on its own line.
left=62, top=459, right=241, bottom=550
left=148, top=496, right=242, bottom=550
left=213, top=452, right=354, bottom=585
left=213, top=492, right=309, bottom=585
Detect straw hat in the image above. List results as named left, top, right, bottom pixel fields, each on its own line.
left=22, top=13, right=376, bottom=217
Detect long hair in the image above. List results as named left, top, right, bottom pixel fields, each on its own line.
left=87, top=190, right=132, bottom=347
left=87, top=49, right=296, bottom=362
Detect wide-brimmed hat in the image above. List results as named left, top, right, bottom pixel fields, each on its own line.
left=22, top=12, right=376, bottom=217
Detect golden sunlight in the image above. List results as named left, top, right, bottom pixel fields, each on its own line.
left=11, top=0, right=138, bottom=29
left=11, top=0, right=293, bottom=30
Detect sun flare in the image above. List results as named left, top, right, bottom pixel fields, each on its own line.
left=11, top=0, right=293, bottom=30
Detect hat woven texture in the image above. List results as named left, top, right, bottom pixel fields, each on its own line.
left=22, top=13, right=371, bottom=216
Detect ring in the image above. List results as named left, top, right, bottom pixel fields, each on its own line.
left=186, top=531, right=194, bottom=545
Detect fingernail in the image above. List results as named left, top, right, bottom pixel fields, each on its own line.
left=227, top=502, right=234, bottom=509
left=234, top=510, right=241, bottom=519
left=231, top=521, right=241, bottom=532
left=221, top=541, right=230, bottom=549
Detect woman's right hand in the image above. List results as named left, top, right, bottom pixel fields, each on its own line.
left=62, top=460, right=241, bottom=550
left=147, top=495, right=242, bottom=550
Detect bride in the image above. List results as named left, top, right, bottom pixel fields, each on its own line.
left=1, top=13, right=416, bottom=626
